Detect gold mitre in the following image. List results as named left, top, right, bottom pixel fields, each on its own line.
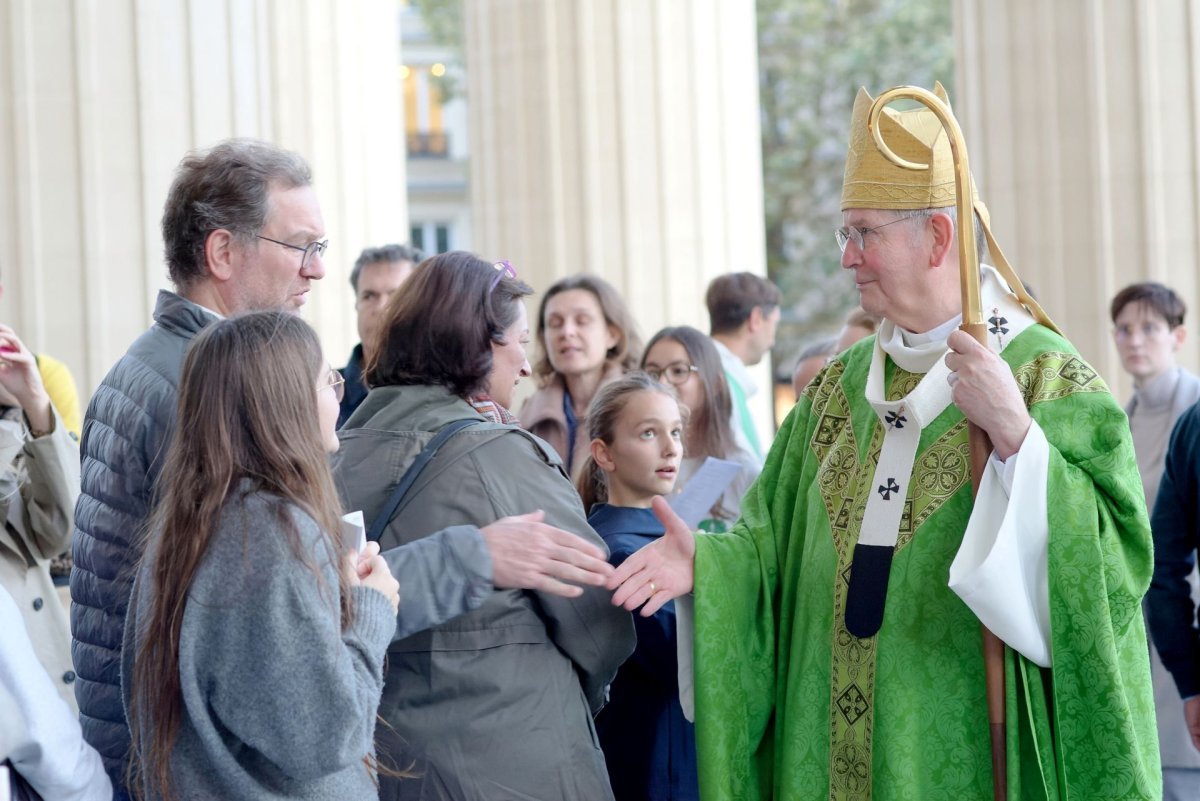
left=840, top=82, right=1062, bottom=335
left=841, top=82, right=974, bottom=211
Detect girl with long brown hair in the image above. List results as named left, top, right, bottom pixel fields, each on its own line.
left=122, top=311, right=399, bottom=801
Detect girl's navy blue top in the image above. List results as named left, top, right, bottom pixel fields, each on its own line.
left=589, top=503, right=698, bottom=801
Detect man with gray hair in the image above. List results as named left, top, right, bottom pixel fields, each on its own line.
left=70, top=138, right=328, bottom=795
left=340, top=243, right=420, bottom=426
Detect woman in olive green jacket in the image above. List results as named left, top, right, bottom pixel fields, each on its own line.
left=333, top=252, right=635, bottom=801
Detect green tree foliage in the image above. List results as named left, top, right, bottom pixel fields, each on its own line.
left=412, top=0, right=464, bottom=98
left=759, top=0, right=954, bottom=366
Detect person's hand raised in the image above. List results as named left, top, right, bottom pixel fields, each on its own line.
left=607, top=496, right=696, bottom=616
left=0, top=325, right=52, bottom=433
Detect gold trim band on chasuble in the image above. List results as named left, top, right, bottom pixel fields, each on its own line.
left=813, top=362, right=970, bottom=801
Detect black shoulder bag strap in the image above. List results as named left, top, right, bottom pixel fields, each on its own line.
left=366, top=418, right=480, bottom=543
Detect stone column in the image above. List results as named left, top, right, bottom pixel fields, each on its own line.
left=464, top=0, right=772, bottom=432
left=0, top=0, right=406, bottom=391
left=955, top=0, right=1200, bottom=396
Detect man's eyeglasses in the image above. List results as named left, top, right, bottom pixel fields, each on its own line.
left=834, top=216, right=910, bottom=253
left=322, top=368, right=346, bottom=403
left=490, top=259, right=517, bottom=292
left=645, top=362, right=699, bottom=386
left=257, top=235, right=329, bottom=270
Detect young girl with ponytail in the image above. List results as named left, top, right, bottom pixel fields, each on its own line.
left=576, top=372, right=698, bottom=801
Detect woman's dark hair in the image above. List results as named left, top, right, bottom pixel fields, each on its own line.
left=533, top=274, right=642, bottom=383
left=365, top=251, right=534, bottom=397
left=126, top=311, right=347, bottom=801
left=575, top=372, right=684, bottom=511
left=642, top=326, right=737, bottom=461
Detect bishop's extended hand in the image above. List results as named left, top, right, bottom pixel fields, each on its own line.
left=606, top=496, right=697, bottom=616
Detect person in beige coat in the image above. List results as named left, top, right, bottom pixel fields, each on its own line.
left=0, top=324, right=81, bottom=712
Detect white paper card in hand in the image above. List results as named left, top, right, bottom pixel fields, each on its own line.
left=666, top=457, right=741, bottom=529
left=340, top=510, right=367, bottom=552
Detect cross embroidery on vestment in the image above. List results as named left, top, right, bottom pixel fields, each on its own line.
left=877, top=478, right=900, bottom=500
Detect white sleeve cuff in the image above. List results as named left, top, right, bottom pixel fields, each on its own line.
left=948, top=420, right=1052, bottom=667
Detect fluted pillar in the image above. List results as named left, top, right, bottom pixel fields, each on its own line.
left=464, top=0, right=771, bottom=428
left=955, top=0, right=1200, bottom=395
left=0, top=0, right=406, bottom=392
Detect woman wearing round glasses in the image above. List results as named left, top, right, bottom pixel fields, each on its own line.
left=641, top=326, right=760, bottom=532
left=333, top=252, right=634, bottom=801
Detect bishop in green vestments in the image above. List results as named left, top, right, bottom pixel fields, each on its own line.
left=609, top=84, right=1160, bottom=800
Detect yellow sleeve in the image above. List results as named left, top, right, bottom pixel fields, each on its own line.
left=36, top=353, right=82, bottom=439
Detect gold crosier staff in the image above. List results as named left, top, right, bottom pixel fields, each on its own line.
left=866, top=86, right=1006, bottom=801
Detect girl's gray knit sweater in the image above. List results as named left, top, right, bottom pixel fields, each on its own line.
left=121, top=485, right=396, bottom=800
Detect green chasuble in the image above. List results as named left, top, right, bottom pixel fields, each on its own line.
left=691, top=322, right=1160, bottom=800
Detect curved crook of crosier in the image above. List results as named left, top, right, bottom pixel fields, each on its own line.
left=866, top=86, right=982, bottom=328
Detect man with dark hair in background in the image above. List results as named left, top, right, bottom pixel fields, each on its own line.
left=339, top=243, right=420, bottom=426
left=705, top=272, right=782, bottom=467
